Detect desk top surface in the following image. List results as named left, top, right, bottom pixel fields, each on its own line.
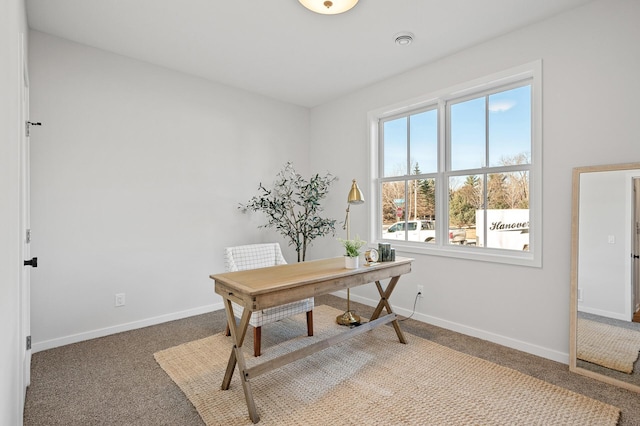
left=210, top=256, right=413, bottom=297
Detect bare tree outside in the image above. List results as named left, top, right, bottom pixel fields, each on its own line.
left=382, top=155, right=529, bottom=230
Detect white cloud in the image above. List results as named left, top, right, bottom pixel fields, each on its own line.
left=488, top=100, right=515, bottom=112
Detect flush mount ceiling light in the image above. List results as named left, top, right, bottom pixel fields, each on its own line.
left=298, top=0, right=359, bottom=15
left=394, top=32, right=414, bottom=46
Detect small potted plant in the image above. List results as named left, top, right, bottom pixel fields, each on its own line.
left=338, top=236, right=366, bottom=269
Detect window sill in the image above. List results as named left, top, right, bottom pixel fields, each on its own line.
left=376, top=239, right=541, bottom=268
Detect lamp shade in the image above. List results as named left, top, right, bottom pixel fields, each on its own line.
left=347, top=179, right=364, bottom=204
left=298, top=0, right=359, bottom=15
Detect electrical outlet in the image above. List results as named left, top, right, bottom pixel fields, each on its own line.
left=417, top=285, right=424, bottom=298
left=115, top=293, right=126, bottom=307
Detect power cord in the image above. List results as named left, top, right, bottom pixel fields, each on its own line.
left=399, top=291, right=420, bottom=322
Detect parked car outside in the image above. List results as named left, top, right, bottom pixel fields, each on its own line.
left=384, top=220, right=467, bottom=244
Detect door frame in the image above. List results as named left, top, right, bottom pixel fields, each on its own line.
left=633, top=177, right=640, bottom=315
left=19, top=31, right=31, bottom=402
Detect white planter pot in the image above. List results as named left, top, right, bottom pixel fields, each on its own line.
left=344, top=255, right=359, bottom=269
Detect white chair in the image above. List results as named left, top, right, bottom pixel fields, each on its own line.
left=223, top=243, right=314, bottom=356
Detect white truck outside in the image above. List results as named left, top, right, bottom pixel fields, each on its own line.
left=475, top=209, right=529, bottom=251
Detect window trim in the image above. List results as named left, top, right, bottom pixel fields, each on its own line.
left=367, top=61, right=542, bottom=267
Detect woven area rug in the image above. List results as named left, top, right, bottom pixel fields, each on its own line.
left=577, top=317, right=640, bottom=374
left=155, top=306, right=620, bottom=426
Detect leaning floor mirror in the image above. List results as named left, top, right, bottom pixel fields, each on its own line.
left=570, top=162, right=640, bottom=393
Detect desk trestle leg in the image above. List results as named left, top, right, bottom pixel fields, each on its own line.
left=372, top=277, right=407, bottom=344
left=221, top=298, right=260, bottom=423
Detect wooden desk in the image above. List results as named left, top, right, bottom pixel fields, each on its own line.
left=210, top=256, right=413, bottom=423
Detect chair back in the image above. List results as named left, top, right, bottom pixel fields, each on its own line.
left=224, top=243, right=287, bottom=272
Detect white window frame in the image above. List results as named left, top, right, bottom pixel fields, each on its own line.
left=367, top=61, right=542, bottom=267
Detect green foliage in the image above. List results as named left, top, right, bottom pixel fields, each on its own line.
left=487, top=173, right=509, bottom=209
left=449, top=191, right=476, bottom=226
left=419, top=177, right=435, bottom=217
left=337, top=236, right=366, bottom=257
left=240, top=162, right=337, bottom=262
left=382, top=155, right=529, bottom=227
left=448, top=175, right=481, bottom=227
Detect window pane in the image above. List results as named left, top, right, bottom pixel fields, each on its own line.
left=407, top=178, right=435, bottom=220
left=487, top=172, right=509, bottom=209
left=488, top=85, right=531, bottom=167
left=381, top=179, right=436, bottom=243
left=450, top=97, right=486, bottom=171
left=410, top=110, right=437, bottom=174
left=383, top=117, right=407, bottom=177
left=475, top=171, right=530, bottom=251
left=449, top=175, right=482, bottom=246
left=411, top=177, right=435, bottom=244
left=417, top=177, right=436, bottom=223
left=381, top=181, right=406, bottom=235
left=486, top=171, right=529, bottom=209
left=507, top=170, right=529, bottom=209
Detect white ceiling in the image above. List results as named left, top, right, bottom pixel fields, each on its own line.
left=26, top=0, right=593, bottom=108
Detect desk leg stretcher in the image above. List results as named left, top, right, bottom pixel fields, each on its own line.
left=219, top=275, right=407, bottom=424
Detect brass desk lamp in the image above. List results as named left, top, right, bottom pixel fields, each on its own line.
left=336, top=179, right=364, bottom=326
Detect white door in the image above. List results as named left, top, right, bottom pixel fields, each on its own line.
left=19, top=33, right=32, bottom=398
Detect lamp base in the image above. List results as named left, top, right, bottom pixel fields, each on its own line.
left=336, top=310, right=361, bottom=326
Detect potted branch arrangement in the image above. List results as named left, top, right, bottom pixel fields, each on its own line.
left=240, top=162, right=337, bottom=262
left=338, top=236, right=366, bottom=269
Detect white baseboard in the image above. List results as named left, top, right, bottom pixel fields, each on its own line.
left=336, top=290, right=569, bottom=365
left=578, top=306, right=629, bottom=322
left=34, top=294, right=570, bottom=365
left=32, top=302, right=224, bottom=353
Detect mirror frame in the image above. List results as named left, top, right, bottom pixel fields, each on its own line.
left=570, top=162, right=640, bottom=393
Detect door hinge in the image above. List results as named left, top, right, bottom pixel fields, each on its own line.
left=26, top=229, right=31, bottom=244
left=25, top=121, right=41, bottom=137
left=26, top=335, right=31, bottom=351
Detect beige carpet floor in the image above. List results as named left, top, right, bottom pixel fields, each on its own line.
left=578, top=318, right=640, bottom=374
left=155, top=306, right=620, bottom=426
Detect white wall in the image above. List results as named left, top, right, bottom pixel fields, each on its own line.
left=1, top=0, right=27, bottom=423
left=28, top=31, right=311, bottom=350
left=309, top=0, right=640, bottom=362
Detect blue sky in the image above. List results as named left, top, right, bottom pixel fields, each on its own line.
left=383, top=85, right=531, bottom=177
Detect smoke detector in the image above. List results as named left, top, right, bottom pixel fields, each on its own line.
left=394, top=32, right=414, bottom=46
